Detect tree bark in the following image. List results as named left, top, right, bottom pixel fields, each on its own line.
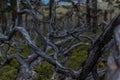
left=78, top=14, right=120, bottom=80
left=86, top=0, right=91, bottom=28
left=91, top=0, right=97, bottom=33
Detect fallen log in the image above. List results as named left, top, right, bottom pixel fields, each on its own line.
left=78, top=14, right=120, bottom=80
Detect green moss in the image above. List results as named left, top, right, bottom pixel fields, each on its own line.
left=97, top=61, right=105, bottom=69
left=46, top=49, right=54, bottom=54
left=0, top=66, right=17, bottom=80
left=33, top=62, right=54, bottom=80
left=9, top=47, right=17, bottom=54
left=21, top=44, right=30, bottom=57
left=66, top=46, right=88, bottom=70
left=33, top=46, right=88, bottom=80
left=36, top=38, right=42, bottom=47
left=9, top=59, right=19, bottom=69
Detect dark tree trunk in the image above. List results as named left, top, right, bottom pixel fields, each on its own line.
left=78, top=14, right=120, bottom=80
left=91, top=0, right=97, bottom=33
left=86, top=0, right=91, bottom=28
left=104, top=10, right=108, bottom=22
left=12, top=10, right=17, bottom=22
left=102, top=10, right=108, bottom=30
left=49, top=0, right=56, bottom=33
left=49, top=0, right=54, bottom=19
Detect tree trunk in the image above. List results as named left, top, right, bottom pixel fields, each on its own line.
left=91, top=0, right=97, bottom=33
left=78, top=14, right=120, bottom=80
left=86, top=0, right=91, bottom=28
left=49, top=0, right=56, bottom=33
